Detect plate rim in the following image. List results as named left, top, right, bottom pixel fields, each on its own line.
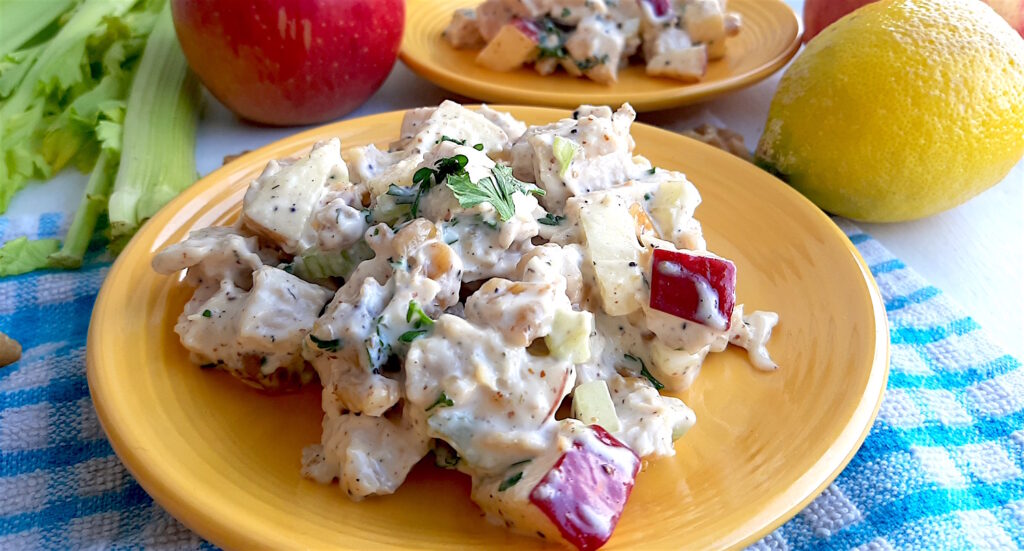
left=87, top=105, right=889, bottom=550
left=397, top=0, right=804, bottom=111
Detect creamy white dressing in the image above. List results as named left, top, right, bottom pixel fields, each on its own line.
left=154, top=101, right=778, bottom=548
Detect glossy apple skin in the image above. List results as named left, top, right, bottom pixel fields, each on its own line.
left=649, top=248, right=736, bottom=330
left=171, top=0, right=404, bottom=125
left=529, top=426, right=640, bottom=551
left=804, top=0, right=1024, bottom=42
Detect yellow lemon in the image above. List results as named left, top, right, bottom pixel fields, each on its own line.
left=755, top=0, right=1024, bottom=222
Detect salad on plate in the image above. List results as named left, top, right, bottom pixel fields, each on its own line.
left=444, top=0, right=742, bottom=84
left=152, top=101, right=777, bottom=549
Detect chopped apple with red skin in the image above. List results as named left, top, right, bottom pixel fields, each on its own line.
left=649, top=247, right=736, bottom=331
left=512, top=18, right=541, bottom=42
left=642, top=0, right=671, bottom=17
left=476, top=20, right=540, bottom=72
left=529, top=425, right=640, bottom=551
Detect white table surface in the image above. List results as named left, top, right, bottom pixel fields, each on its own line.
left=6, top=0, right=1022, bottom=358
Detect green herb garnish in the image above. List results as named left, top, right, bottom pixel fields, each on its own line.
left=406, top=300, right=435, bottom=328
left=426, top=391, right=454, bottom=411
left=537, top=18, right=568, bottom=59
left=202, top=309, right=212, bottom=318
left=399, top=329, right=429, bottom=343
left=498, top=460, right=532, bottom=491
left=538, top=213, right=565, bottom=226
left=310, top=334, right=341, bottom=352
left=499, top=472, right=524, bottom=491
left=575, top=53, right=610, bottom=71
left=446, top=164, right=545, bottom=222
left=364, top=316, right=390, bottom=373
left=648, top=167, right=657, bottom=175
left=438, top=135, right=466, bottom=145
left=473, top=143, right=484, bottom=151
left=625, top=353, right=664, bottom=390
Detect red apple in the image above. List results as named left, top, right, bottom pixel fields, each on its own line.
left=171, top=0, right=404, bottom=126
left=529, top=425, right=640, bottom=551
left=649, top=248, right=736, bottom=332
left=803, top=0, right=1024, bottom=42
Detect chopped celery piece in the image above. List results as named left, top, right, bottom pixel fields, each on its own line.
left=108, top=2, right=200, bottom=245
left=545, top=309, right=593, bottom=363
left=48, top=150, right=116, bottom=268
left=0, top=237, right=59, bottom=276
left=293, top=240, right=375, bottom=282
left=0, top=0, right=76, bottom=58
left=672, top=414, right=695, bottom=441
left=571, top=380, right=621, bottom=433
left=552, top=135, right=579, bottom=178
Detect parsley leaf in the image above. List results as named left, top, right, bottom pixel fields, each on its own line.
left=537, top=18, right=568, bottom=59
left=426, top=391, right=454, bottom=411
left=399, top=329, right=428, bottom=343
left=499, top=472, right=524, bottom=491
left=310, top=334, right=341, bottom=352
left=537, top=213, right=565, bottom=226
left=446, top=164, right=545, bottom=222
left=576, top=53, right=610, bottom=71
left=438, top=135, right=466, bottom=145
left=498, top=460, right=532, bottom=491
left=625, top=353, right=664, bottom=390
left=406, top=300, right=435, bottom=328
left=202, top=309, right=212, bottom=318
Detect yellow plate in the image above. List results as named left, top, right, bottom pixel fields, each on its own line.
left=399, top=0, right=802, bottom=111
left=88, top=106, right=888, bottom=550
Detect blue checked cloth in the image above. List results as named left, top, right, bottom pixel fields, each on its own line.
left=1, top=212, right=1021, bottom=550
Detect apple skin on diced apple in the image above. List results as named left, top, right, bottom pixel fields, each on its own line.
left=649, top=247, right=736, bottom=331
left=529, top=425, right=640, bottom=551
left=512, top=18, right=541, bottom=42
left=642, top=0, right=672, bottom=17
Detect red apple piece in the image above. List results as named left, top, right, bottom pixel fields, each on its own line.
left=649, top=247, right=736, bottom=331
left=642, top=0, right=672, bottom=18
left=529, top=425, right=640, bottom=551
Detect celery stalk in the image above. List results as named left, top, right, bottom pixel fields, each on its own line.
left=0, top=0, right=76, bottom=58
left=107, top=2, right=200, bottom=245
left=0, top=0, right=136, bottom=117
left=48, top=150, right=116, bottom=268
left=0, top=0, right=138, bottom=212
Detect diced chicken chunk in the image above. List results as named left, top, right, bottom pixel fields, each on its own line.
left=647, top=44, right=707, bottom=83
left=607, top=375, right=695, bottom=457
left=476, top=0, right=518, bottom=41
left=151, top=226, right=273, bottom=290
left=565, top=15, right=626, bottom=84
left=242, top=139, right=350, bottom=255
left=302, top=412, right=429, bottom=500
left=405, top=316, right=575, bottom=474
left=443, top=8, right=485, bottom=49
left=465, top=278, right=570, bottom=346
left=176, top=266, right=332, bottom=390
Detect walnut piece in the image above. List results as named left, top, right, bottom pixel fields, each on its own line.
left=682, top=124, right=751, bottom=161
